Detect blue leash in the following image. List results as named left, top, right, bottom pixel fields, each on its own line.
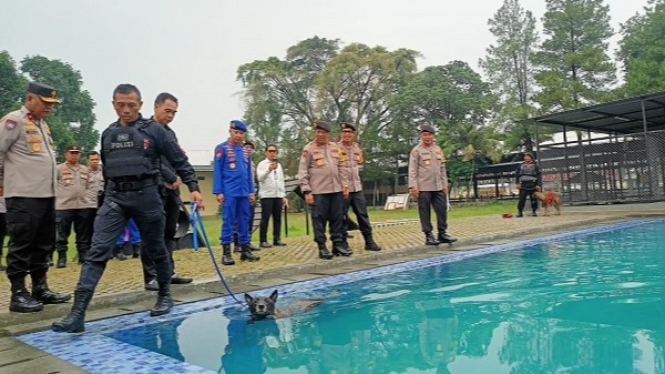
left=189, top=202, right=245, bottom=307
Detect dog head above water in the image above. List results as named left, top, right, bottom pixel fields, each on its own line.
left=245, top=290, right=278, bottom=320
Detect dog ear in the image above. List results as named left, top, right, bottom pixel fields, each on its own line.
left=244, top=293, right=254, bottom=304
left=269, top=289, right=278, bottom=303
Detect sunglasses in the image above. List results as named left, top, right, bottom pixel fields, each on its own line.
left=267, top=150, right=278, bottom=153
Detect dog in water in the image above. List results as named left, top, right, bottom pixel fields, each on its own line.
left=533, top=190, right=562, bottom=216
left=244, top=290, right=324, bottom=322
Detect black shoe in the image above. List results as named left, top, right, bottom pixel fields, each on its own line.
left=144, top=279, right=159, bottom=291
left=531, top=211, right=538, bottom=217
left=425, top=232, right=440, bottom=246
left=438, top=233, right=458, bottom=244
left=132, top=244, right=142, bottom=259
left=318, top=245, right=334, bottom=260
left=56, top=252, right=67, bottom=269
left=260, top=242, right=273, bottom=248
left=9, top=291, right=43, bottom=313
left=516, top=212, right=523, bottom=218
left=150, top=292, right=173, bottom=317
left=32, top=276, right=71, bottom=304
left=365, top=241, right=382, bottom=251
left=77, top=250, right=87, bottom=265
left=116, top=252, right=127, bottom=261
left=240, top=244, right=260, bottom=262
left=247, top=243, right=261, bottom=252
left=171, top=274, right=193, bottom=284
left=222, top=245, right=235, bottom=265
left=332, top=242, right=352, bottom=257
left=273, top=239, right=287, bottom=246
left=52, top=291, right=92, bottom=333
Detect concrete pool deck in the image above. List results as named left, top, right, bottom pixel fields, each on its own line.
left=1, top=202, right=664, bottom=374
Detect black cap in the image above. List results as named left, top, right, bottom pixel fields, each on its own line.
left=340, top=122, right=356, bottom=132
left=66, top=145, right=81, bottom=153
left=313, top=120, right=331, bottom=132
left=420, top=124, right=435, bottom=134
left=27, top=82, right=60, bottom=103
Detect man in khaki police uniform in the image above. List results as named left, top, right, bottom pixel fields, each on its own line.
left=337, top=122, right=381, bottom=252
left=0, top=82, right=71, bottom=313
left=55, top=145, right=95, bottom=268
left=408, top=125, right=457, bottom=246
left=298, top=120, right=351, bottom=259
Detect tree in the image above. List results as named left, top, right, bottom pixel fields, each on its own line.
left=20, top=56, right=98, bottom=156
left=479, top=0, right=539, bottom=152
left=0, top=51, right=27, bottom=116
left=533, top=0, right=617, bottom=113
left=619, top=0, right=665, bottom=96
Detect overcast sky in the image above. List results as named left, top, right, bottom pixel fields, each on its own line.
left=0, top=0, right=648, bottom=164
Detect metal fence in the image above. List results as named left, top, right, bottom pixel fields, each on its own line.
left=537, top=130, right=665, bottom=204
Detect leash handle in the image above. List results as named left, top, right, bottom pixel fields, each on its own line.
left=189, top=202, right=245, bottom=307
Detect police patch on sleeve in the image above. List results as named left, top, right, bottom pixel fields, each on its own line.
left=216, top=149, right=223, bottom=158
left=302, top=150, right=308, bottom=158
left=4, top=119, right=17, bottom=131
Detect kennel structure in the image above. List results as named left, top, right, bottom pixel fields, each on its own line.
left=530, top=91, right=665, bottom=204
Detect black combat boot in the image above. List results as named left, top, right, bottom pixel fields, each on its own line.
left=77, top=249, right=87, bottom=265
left=56, top=251, right=67, bottom=268
left=31, top=272, right=71, bottom=304
left=113, top=245, right=127, bottom=261
left=516, top=211, right=523, bottom=218
left=132, top=243, right=142, bottom=259
left=9, top=276, right=43, bottom=313
left=531, top=210, right=538, bottom=217
left=317, top=243, right=334, bottom=260
left=222, top=245, right=235, bottom=266
left=438, top=232, right=458, bottom=244
left=363, top=234, right=382, bottom=251
left=425, top=232, right=440, bottom=246
left=240, top=244, right=260, bottom=262
left=51, top=290, right=93, bottom=333
left=341, top=240, right=354, bottom=254
left=332, top=242, right=352, bottom=257
left=150, top=282, right=173, bottom=317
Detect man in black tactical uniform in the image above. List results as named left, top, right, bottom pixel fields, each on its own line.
left=52, top=84, right=204, bottom=333
left=515, top=152, right=541, bottom=217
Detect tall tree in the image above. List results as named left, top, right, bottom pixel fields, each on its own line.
left=533, top=0, right=617, bottom=112
left=619, top=0, right=665, bottom=96
left=0, top=51, right=28, bottom=116
left=20, top=56, right=98, bottom=156
left=480, top=0, right=539, bottom=153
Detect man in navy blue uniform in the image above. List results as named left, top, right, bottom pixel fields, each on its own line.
left=52, top=84, right=204, bottom=333
left=214, top=120, right=260, bottom=265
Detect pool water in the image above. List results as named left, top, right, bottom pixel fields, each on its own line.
left=101, top=220, right=665, bottom=374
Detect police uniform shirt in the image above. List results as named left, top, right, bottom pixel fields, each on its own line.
left=298, top=141, right=348, bottom=194
left=337, top=141, right=364, bottom=193
left=0, top=106, right=57, bottom=198
left=212, top=140, right=254, bottom=197
left=86, top=167, right=104, bottom=203
left=56, top=163, right=93, bottom=210
left=408, top=143, right=448, bottom=192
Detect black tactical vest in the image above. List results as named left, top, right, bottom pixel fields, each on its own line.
left=102, top=121, right=158, bottom=179
left=518, top=163, right=538, bottom=182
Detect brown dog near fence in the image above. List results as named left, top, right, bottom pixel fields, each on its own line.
left=533, top=191, right=562, bottom=216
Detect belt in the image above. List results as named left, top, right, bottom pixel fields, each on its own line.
left=109, top=178, right=157, bottom=191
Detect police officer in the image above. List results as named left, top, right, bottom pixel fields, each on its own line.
left=337, top=122, right=381, bottom=252
left=232, top=140, right=261, bottom=253
left=515, top=152, right=541, bottom=217
left=214, top=120, right=260, bottom=265
left=0, top=82, right=71, bottom=313
left=52, top=84, right=204, bottom=333
left=298, top=120, right=351, bottom=259
left=55, top=145, right=95, bottom=268
left=85, top=151, right=104, bottom=249
left=408, top=125, right=457, bottom=246
left=141, top=92, right=194, bottom=291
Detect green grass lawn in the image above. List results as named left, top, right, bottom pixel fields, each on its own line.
left=198, top=199, right=517, bottom=243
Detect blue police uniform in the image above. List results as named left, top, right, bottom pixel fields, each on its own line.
left=53, top=113, right=200, bottom=333
left=116, top=218, right=140, bottom=245
left=213, top=120, right=259, bottom=264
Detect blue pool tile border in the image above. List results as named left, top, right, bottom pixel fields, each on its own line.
left=18, top=218, right=662, bottom=374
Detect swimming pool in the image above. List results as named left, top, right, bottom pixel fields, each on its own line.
left=20, top=219, right=665, bottom=374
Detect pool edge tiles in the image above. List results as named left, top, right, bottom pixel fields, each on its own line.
left=18, top=218, right=662, bottom=374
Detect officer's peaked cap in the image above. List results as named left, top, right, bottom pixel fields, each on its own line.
left=313, top=120, right=331, bottom=132
left=28, top=82, right=61, bottom=103
left=420, top=124, right=435, bottom=134
left=340, top=122, right=356, bottom=132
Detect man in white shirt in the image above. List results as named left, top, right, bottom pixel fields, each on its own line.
left=256, top=144, right=288, bottom=248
